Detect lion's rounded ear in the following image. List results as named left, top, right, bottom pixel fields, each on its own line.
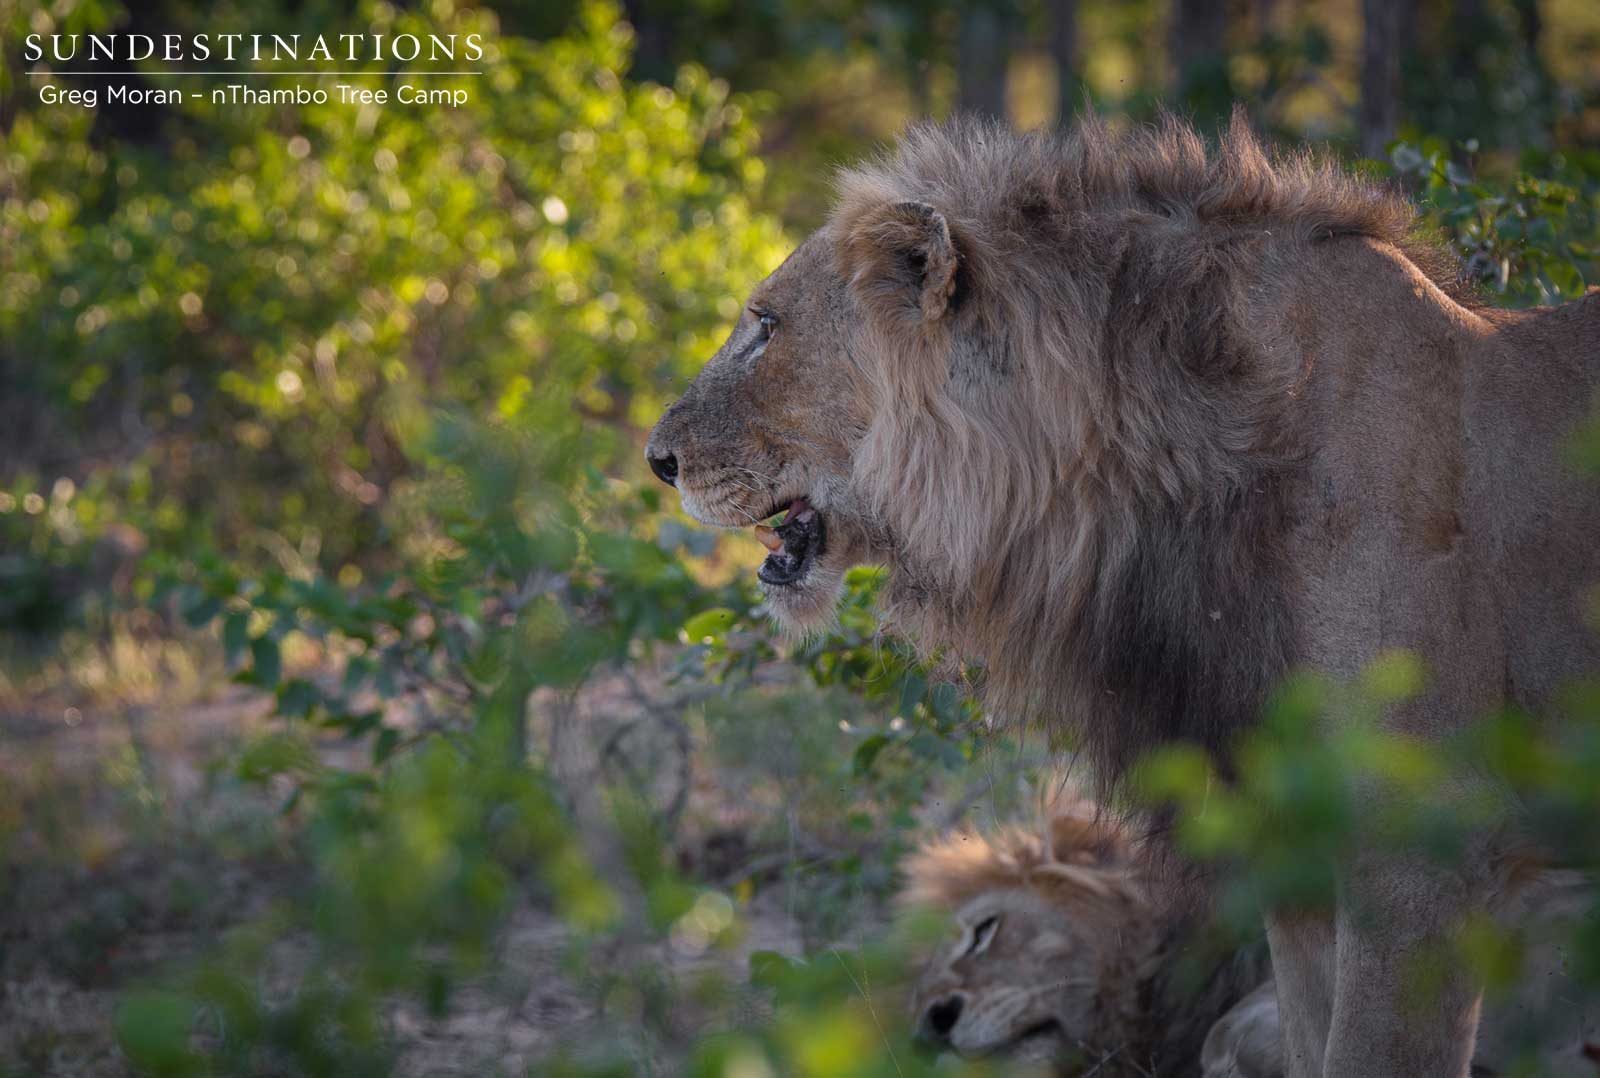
left=840, top=200, right=960, bottom=323
left=1047, top=809, right=1131, bottom=870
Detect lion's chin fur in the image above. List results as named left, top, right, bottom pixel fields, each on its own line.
left=761, top=564, right=848, bottom=637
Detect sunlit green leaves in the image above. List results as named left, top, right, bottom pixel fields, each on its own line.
left=4, top=0, right=789, bottom=590
left=682, top=606, right=738, bottom=645
left=1388, top=138, right=1599, bottom=306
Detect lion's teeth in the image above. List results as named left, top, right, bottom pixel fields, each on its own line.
left=754, top=525, right=783, bottom=552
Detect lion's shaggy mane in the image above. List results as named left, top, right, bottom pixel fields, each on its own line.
left=833, top=112, right=1463, bottom=781
left=899, top=787, right=1147, bottom=915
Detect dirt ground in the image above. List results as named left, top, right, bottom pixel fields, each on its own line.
left=0, top=680, right=828, bottom=1077
left=2, top=688, right=276, bottom=1075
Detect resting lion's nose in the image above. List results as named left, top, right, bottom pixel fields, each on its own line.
left=922, top=994, right=964, bottom=1042
left=647, top=449, right=678, bottom=487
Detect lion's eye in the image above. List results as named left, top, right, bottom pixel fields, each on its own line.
left=965, top=914, right=1000, bottom=956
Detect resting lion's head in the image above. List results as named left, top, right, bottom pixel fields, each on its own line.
left=898, top=791, right=1159, bottom=1071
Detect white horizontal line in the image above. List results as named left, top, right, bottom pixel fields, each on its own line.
left=28, top=71, right=483, bottom=75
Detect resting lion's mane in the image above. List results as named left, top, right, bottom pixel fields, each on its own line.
left=833, top=112, right=1466, bottom=781
left=898, top=786, right=1146, bottom=915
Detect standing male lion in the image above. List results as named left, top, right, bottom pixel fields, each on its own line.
left=645, top=112, right=1600, bottom=1077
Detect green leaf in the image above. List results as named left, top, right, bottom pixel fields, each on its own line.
left=682, top=607, right=737, bottom=644
left=373, top=727, right=401, bottom=764
left=221, top=610, right=249, bottom=667
left=1132, top=745, right=1215, bottom=803
left=1390, top=144, right=1424, bottom=172
left=342, top=655, right=374, bottom=694
left=749, top=949, right=800, bottom=991
left=236, top=732, right=317, bottom=782
left=1546, top=258, right=1584, bottom=297
left=250, top=635, right=281, bottom=688
left=852, top=734, right=891, bottom=776
left=276, top=677, right=317, bottom=719
left=182, top=594, right=222, bottom=628
left=1362, top=649, right=1428, bottom=703
left=896, top=673, right=927, bottom=718
left=115, top=990, right=199, bottom=1076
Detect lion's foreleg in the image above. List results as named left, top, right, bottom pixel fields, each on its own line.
left=1265, top=914, right=1336, bottom=1078
left=1320, top=854, right=1483, bottom=1078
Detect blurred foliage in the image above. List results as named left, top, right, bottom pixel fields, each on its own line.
left=3, top=0, right=786, bottom=578
left=1, top=0, right=1599, bottom=1074
left=0, top=1, right=1000, bottom=1069
left=124, top=412, right=1003, bottom=1069
left=1388, top=136, right=1600, bottom=304
left=1136, top=654, right=1600, bottom=1076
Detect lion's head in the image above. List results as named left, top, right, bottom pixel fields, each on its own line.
left=645, top=120, right=1108, bottom=634
left=898, top=791, right=1160, bottom=1071
left=644, top=231, right=880, bottom=627
left=648, top=111, right=1428, bottom=774
left=899, top=789, right=1284, bottom=1077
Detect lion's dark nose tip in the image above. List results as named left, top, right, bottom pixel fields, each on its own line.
left=922, top=995, right=964, bottom=1042
left=647, top=450, right=678, bottom=487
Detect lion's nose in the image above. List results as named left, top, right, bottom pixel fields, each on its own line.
left=921, top=994, right=965, bottom=1043
left=647, top=449, right=679, bottom=487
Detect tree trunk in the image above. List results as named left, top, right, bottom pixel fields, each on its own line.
left=1048, top=0, right=1080, bottom=127
left=621, top=0, right=674, bottom=84
left=1169, top=0, right=1228, bottom=99
left=1510, top=0, right=1542, bottom=55
left=1398, top=0, right=1419, bottom=58
left=1360, top=0, right=1401, bottom=159
left=1254, top=0, right=1279, bottom=33
left=957, top=6, right=1010, bottom=121
left=1450, top=0, right=1485, bottom=85
left=1509, top=0, right=1551, bottom=92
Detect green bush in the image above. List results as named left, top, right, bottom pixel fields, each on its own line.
left=1389, top=137, right=1600, bottom=305
left=2, top=0, right=787, bottom=593
left=5, top=5, right=1599, bottom=1063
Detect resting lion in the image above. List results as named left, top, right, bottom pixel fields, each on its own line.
left=900, top=789, right=1267, bottom=1075
left=646, top=111, right=1600, bottom=1077
left=899, top=796, right=1598, bottom=1077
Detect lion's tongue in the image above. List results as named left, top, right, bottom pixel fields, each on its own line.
left=753, top=499, right=813, bottom=552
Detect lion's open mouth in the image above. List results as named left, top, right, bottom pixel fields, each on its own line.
left=753, top=498, right=825, bottom=588
left=1014, top=1018, right=1062, bottom=1044
left=997, top=1018, right=1065, bottom=1063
